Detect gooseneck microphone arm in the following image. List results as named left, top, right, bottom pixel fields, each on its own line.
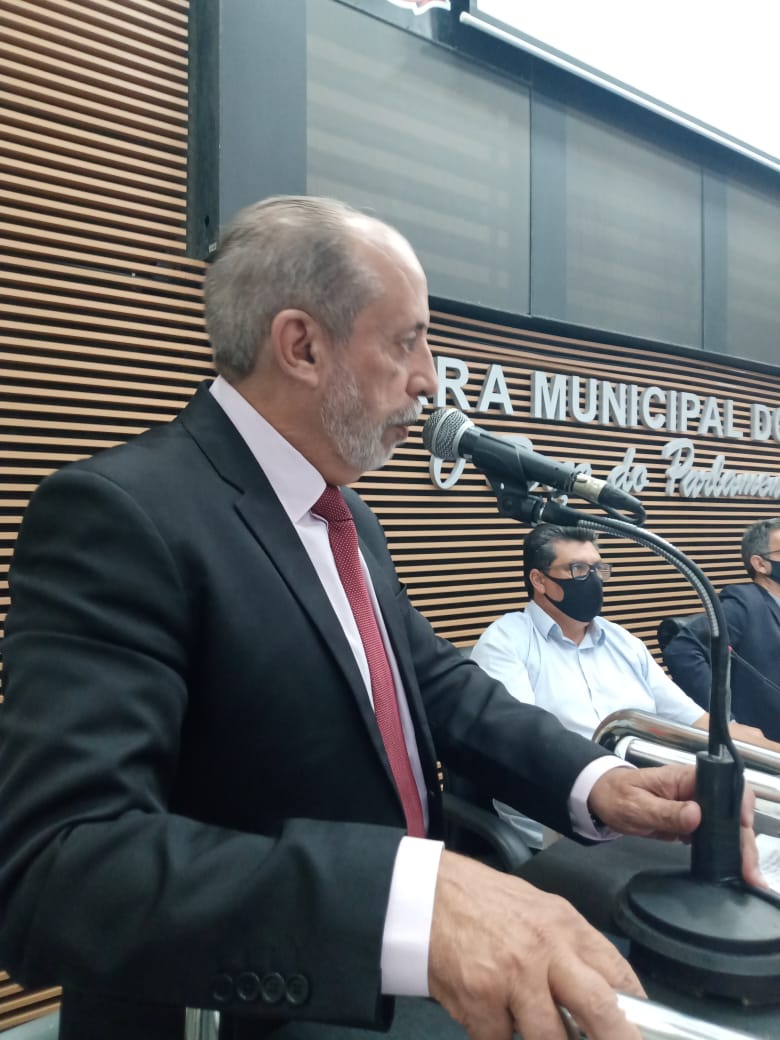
left=562, top=512, right=741, bottom=883
left=573, top=514, right=780, bottom=1003
left=422, top=406, right=780, bottom=1002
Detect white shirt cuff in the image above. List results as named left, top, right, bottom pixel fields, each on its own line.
left=380, top=836, right=444, bottom=996
left=569, top=756, right=635, bottom=840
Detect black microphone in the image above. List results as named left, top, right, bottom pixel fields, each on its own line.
left=422, top=407, right=645, bottom=519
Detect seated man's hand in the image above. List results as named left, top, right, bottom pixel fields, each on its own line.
left=587, top=763, right=762, bottom=887
left=729, top=720, right=780, bottom=756
left=428, top=849, right=644, bottom=1040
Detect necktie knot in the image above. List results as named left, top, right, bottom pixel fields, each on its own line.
left=314, top=486, right=352, bottom=524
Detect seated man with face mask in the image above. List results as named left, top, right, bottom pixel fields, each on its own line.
left=663, top=517, right=780, bottom=740
left=471, top=523, right=779, bottom=847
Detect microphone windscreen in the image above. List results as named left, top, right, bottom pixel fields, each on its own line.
left=422, top=408, right=469, bottom=461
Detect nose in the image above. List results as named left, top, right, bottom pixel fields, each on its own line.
left=410, top=340, right=438, bottom=399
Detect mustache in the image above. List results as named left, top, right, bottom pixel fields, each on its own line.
left=388, top=400, right=424, bottom=428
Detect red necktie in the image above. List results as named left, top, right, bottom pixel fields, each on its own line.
left=314, top=486, right=425, bottom=838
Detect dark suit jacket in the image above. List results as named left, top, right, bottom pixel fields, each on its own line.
left=0, top=383, right=611, bottom=1039
left=663, top=582, right=780, bottom=740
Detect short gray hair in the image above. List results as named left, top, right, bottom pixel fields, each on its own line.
left=741, top=517, right=780, bottom=577
left=204, top=196, right=383, bottom=381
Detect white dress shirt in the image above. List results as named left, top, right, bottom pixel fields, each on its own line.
left=209, top=377, right=437, bottom=994
left=209, top=377, right=623, bottom=995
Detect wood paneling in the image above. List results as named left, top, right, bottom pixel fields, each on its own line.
left=0, top=0, right=204, bottom=1028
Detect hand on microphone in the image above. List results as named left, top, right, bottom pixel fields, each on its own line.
left=587, top=763, right=764, bottom=888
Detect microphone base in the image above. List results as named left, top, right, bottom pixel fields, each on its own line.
left=614, top=869, right=780, bottom=1005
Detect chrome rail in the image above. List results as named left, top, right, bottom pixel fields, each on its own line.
left=594, top=710, right=780, bottom=776
left=561, top=992, right=761, bottom=1038
left=610, top=736, right=780, bottom=809
left=187, top=997, right=757, bottom=1040
left=594, top=710, right=780, bottom=831
left=184, top=1009, right=219, bottom=1040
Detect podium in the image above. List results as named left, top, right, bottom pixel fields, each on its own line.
left=519, top=835, right=780, bottom=1038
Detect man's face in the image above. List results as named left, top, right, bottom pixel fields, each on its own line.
left=535, top=539, right=602, bottom=604
left=320, top=232, right=436, bottom=477
left=755, top=528, right=780, bottom=582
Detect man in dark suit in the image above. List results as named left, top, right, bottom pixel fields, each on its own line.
left=664, top=517, right=780, bottom=741
left=0, top=197, right=760, bottom=1040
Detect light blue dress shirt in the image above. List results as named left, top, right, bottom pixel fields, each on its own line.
left=472, top=599, right=703, bottom=845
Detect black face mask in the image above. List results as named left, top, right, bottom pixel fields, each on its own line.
left=544, top=571, right=604, bottom=623
left=765, top=559, right=780, bottom=585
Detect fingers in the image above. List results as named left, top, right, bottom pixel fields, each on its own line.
left=657, top=775, right=762, bottom=884
left=589, top=765, right=701, bottom=840
left=740, top=781, right=756, bottom=828
left=429, top=852, right=646, bottom=1040
left=510, top=942, right=643, bottom=1040
left=627, top=788, right=700, bottom=840
left=451, top=988, right=570, bottom=1040
left=589, top=765, right=766, bottom=895
left=740, top=790, right=765, bottom=890
left=587, top=764, right=765, bottom=907
left=455, top=1002, right=517, bottom=1040
left=509, top=989, right=572, bottom=1040
left=545, top=958, right=643, bottom=1040
left=672, top=798, right=702, bottom=837
left=738, top=784, right=766, bottom=888
left=741, top=822, right=765, bottom=888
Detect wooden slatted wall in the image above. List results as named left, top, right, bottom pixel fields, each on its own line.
left=0, top=0, right=210, bottom=1029
left=2, top=0, right=779, bottom=1030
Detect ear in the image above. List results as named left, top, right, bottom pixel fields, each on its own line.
left=529, top=568, right=547, bottom=597
left=751, top=553, right=768, bottom=577
left=269, top=309, right=331, bottom=388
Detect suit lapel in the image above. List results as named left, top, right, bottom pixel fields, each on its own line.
left=757, top=585, right=780, bottom=631
left=178, top=384, right=412, bottom=792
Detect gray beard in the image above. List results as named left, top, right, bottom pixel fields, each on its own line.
left=321, top=367, right=421, bottom=475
